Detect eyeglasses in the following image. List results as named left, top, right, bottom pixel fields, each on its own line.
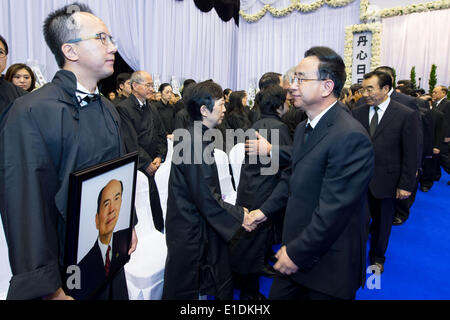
left=67, top=32, right=117, bottom=47
left=288, top=75, right=323, bottom=86
left=138, top=82, right=154, bottom=89
left=0, top=49, right=6, bottom=58
left=361, top=87, right=375, bottom=94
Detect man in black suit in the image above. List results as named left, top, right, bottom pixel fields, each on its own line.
left=112, top=73, right=132, bottom=106
left=74, top=179, right=130, bottom=300
left=372, top=67, right=422, bottom=226
left=116, top=71, right=167, bottom=232
left=353, top=71, right=418, bottom=273
left=432, top=85, right=450, bottom=181
left=248, top=47, right=374, bottom=300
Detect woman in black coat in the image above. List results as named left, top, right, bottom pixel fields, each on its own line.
left=230, top=85, right=293, bottom=300
left=163, top=81, right=252, bottom=300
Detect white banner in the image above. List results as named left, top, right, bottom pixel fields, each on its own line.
left=352, top=32, right=372, bottom=84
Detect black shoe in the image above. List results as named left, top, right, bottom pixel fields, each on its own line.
left=370, top=262, right=384, bottom=274
left=393, top=217, right=404, bottom=226
left=420, top=186, right=430, bottom=192
left=259, top=264, right=277, bottom=278
left=240, top=292, right=267, bottom=301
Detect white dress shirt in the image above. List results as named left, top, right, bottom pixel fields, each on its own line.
left=369, top=97, right=390, bottom=125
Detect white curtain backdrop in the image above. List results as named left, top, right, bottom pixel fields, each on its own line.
left=381, top=8, right=450, bottom=91
left=236, top=0, right=361, bottom=89
left=0, top=0, right=239, bottom=88
left=1, top=0, right=448, bottom=91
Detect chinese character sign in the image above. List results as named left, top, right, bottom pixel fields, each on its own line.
left=352, top=32, right=372, bottom=84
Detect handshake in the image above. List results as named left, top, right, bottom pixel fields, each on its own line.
left=242, top=209, right=268, bottom=232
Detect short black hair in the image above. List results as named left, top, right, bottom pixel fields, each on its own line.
left=350, top=83, right=362, bottom=95
left=259, top=72, right=282, bottom=90
left=304, top=46, right=346, bottom=98
left=228, top=91, right=247, bottom=114
left=116, top=73, right=131, bottom=89
left=364, top=70, right=393, bottom=90
left=96, top=180, right=123, bottom=214
left=43, top=3, right=93, bottom=68
left=0, top=35, right=8, bottom=55
left=374, top=66, right=395, bottom=79
left=187, top=81, right=223, bottom=121
left=257, top=85, right=287, bottom=115
left=183, top=79, right=196, bottom=87
left=159, top=83, right=172, bottom=93
left=223, top=88, right=232, bottom=96
left=397, top=79, right=413, bottom=89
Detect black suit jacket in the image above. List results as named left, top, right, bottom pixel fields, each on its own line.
left=260, top=102, right=374, bottom=299
left=358, top=92, right=422, bottom=169
left=116, top=94, right=167, bottom=170
left=435, top=99, right=450, bottom=138
left=352, top=100, right=418, bottom=198
left=73, top=228, right=131, bottom=300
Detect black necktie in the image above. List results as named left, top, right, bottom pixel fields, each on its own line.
left=304, top=124, right=313, bottom=144
left=82, top=94, right=100, bottom=104
left=370, top=106, right=379, bottom=136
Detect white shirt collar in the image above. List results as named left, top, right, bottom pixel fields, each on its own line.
left=76, top=82, right=100, bottom=107
left=437, top=97, right=445, bottom=106
left=307, top=101, right=337, bottom=129
left=375, top=97, right=390, bottom=112
left=98, top=234, right=113, bottom=266
left=388, top=88, right=394, bottom=97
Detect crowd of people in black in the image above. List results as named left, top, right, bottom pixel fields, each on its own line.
left=0, top=2, right=449, bottom=301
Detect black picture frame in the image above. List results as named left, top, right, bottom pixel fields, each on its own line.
left=64, top=152, right=138, bottom=300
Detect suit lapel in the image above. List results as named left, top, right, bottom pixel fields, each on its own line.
left=372, top=101, right=398, bottom=139
left=292, top=104, right=338, bottom=167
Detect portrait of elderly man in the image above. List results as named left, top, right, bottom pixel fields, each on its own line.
left=75, top=179, right=131, bottom=300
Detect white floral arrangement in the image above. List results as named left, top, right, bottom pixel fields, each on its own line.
left=344, top=22, right=382, bottom=87
left=240, top=0, right=355, bottom=23
left=361, top=0, right=450, bottom=21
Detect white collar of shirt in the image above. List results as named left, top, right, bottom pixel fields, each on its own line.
left=136, top=96, right=146, bottom=108
left=307, top=101, right=337, bottom=129
left=76, top=82, right=99, bottom=107
left=437, top=97, right=445, bottom=106
left=388, top=88, right=394, bottom=97
left=98, top=234, right=113, bottom=266
left=370, top=97, right=390, bottom=123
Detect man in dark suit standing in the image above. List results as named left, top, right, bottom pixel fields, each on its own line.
left=116, top=71, right=167, bottom=232
left=353, top=71, right=418, bottom=273
left=431, top=85, right=450, bottom=182
left=248, top=47, right=374, bottom=300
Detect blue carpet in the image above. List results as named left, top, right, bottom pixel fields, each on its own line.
left=257, top=170, right=450, bottom=300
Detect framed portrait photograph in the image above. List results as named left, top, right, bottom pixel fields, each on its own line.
left=64, top=152, right=138, bottom=300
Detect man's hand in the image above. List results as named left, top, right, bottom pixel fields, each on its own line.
left=245, top=132, right=272, bottom=156
left=444, top=137, right=450, bottom=143
left=274, top=246, right=299, bottom=275
left=433, top=148, right=440, bottom=155
left=44, top=288, right=74, bottom=300
left=242, top=208, right=256, bottom=232
left=396, top=188, right=411, bottom=200
left=128, top=228, right=138, bottom=255
left=146, top=157, right=162, bottom=176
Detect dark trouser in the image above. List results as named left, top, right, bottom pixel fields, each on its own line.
left=368, top=191, right=395, bottom=265
left=234, top=273, right=260, bottom=298
left=269, top=274, right=351, bottom=300
left=420, top=155, right=441, bottom=188
left=395, top=174, right=419, bottom=221
left=144, top=172, right=164, bottom=233
left=439, top=142, right=450, bottom=174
